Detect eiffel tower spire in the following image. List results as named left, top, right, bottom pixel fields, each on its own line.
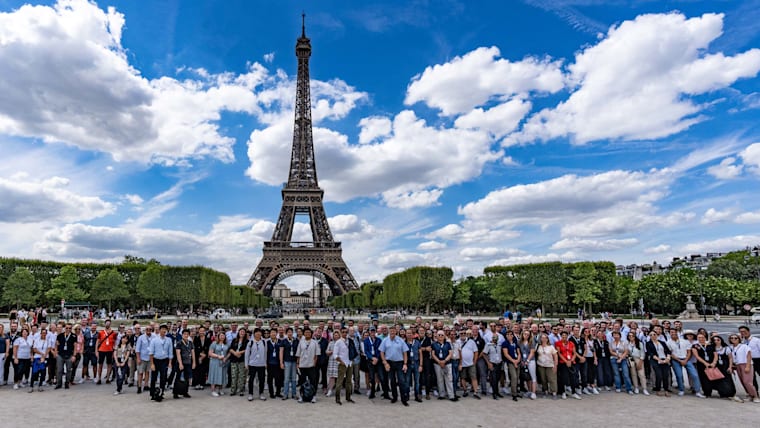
left=247, top=16, right=358, bottom=298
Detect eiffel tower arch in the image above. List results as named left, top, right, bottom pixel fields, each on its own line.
left=248, top=16, right=358, bottom=297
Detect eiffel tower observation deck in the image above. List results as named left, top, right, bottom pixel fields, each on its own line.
left=247, top=15, right=358, bottom=297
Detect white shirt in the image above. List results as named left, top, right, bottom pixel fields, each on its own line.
left=460, top=339, right=478, bottom=367
left=731, top=343, right=751, bottom=365
left=333, top=338, right=350, bottom=367
left=743, top=336, right=760, bottom=359
left=32, top=337, right=49, bottom=359
left=667, top=338, right=690, bottom=360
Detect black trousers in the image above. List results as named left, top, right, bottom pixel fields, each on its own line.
left=298, top=366, right=317, bottom=391
left=652, top=362, right=671, bottom=392
left=4, top=354, right=14, bottom=382
left=193, top=357, right=208, bottom=387
left=388, top=361, right=409, bottom=403
left=752, top=357, right=760, bottom=391
left=318, top=360, right=328, bottom=389
left=248, top=365, right=266, bottom=395
left=367, top=362, right=388, bottom=397
left=150, top=358, right=169, bottom=398
left=558, top=364, right=578, bottom=394
left=267, top=363, right=283, bottom=397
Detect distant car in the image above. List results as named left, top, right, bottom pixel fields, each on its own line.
left=751, top=313, right=760, bottom=324
left=381, top=311, right=402, bottom=320
left=260, top=312, right=282, bottom=319
left=130, top=311, right=159, bottom=320
left=211, top=308, right=232, bottom=320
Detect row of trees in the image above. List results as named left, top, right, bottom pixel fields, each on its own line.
left=332, top=250, right=760, bottom=316
left=0, top=257, right=270, bottom=312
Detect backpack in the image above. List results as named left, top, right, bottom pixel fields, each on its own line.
left=301, top=377, right=316, bottom=402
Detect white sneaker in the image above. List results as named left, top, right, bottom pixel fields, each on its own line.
left=434, top=389, right=440, bottom=397
left=696, top=392, right=706, bottom=398
left=366, top=390, right=371, bottom=397
left=677, top=391, right=685, bottom=396
left=248, top=395, right=254, bottom=401
left=628, top=391, right=634, bottom=395
left=634, top=388, right=639, bottom=394
left=325, top=390, right=333, bottom=397
left=311, top=396, right=317, bottom=403
left=731, top=396, right=744, bottom=403
left=753, top=398, right=760, bottom=403
left=615, top=388, right=621, bottom=393
left=561, top=393, right=567, bottom=400
left=78, top=379, right=85, bottom=385
left=582, top=387, right=590, bottom=395
left=592, top=387, right=600, bottom=395
left=212, top=391, right=220, bottom=397
left=643, top=389, right=650, bottom=396
left=113, top=391, right=120, bottom=395
left=13, top=384, right=19, bottom=390
left=260, top=394, right=267, bottom=401
left=604, top=386, right=610, bottom=391
left=572, top=393, right=582, bottom=400
left=530, top=392, right=536, bottom=400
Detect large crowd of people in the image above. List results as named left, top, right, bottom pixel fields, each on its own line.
left=1, top=314, right=759, bottom=407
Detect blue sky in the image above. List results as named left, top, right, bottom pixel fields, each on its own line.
left=1, top=0, right=759, bottom=290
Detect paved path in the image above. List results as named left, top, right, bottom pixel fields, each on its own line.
left=1, top=382, right=757, bottom=427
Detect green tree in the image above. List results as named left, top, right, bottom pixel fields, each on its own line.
left=452, top=278, right=472, bottom=312
left=570, top=262, right=601, bottom=314
left=2, top=267, right=37, bottom=308
left=137, top=264, right=166, bottom=307
left=489, top=274, right=515, bottom=312
left=45, top=265, right=88, bottom=304
left=90, top=268, right=129, bottom=312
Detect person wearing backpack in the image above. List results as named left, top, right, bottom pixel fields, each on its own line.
left=295, top=328, right=321, bottom=403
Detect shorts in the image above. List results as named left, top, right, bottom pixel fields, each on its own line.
left=98, top=352, right=114, bottom=365
left=462, top=365, right=477, bottom=381
left=137, top=360, right=151, bottom=374
left=82, top=352, right=97, bottom=367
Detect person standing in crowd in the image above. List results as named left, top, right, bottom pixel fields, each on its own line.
left=266, top=328, right=283, bottom=399
left=519, top=329, right=537, bottom=399
left=55, top=323, right=76, bottom=389
left=245, top=328, right=267, bottom=401
left=501, top=330, right=520, bottom=400
left=536, top=333, right=558, bottom=398
left=403, top=328, right=422, bottom=402
left=325, top=330, right=339, bottom=397
left=646, top=331, right=672, bottom=397
left=3, top=322, right=19, bottom=386
left=626, top=330, right=648, bottom=395
left=483, top=332, right=503, bottom=400
left=579, top=328, right=598, bottom=395
left=296, top=327, right=321, bottom=403
left=667, top=329, right=704, bottom=398
left=29, top=328, right=50, bottom=393
left=280, top=327, right=298, bottom=400
left=738, top=326, right=760, bottom=391
left=0, top=324, right=8, bottom=386
left=728, top=334, right=759, bottom=403
left=134, top=325, right=153, bottom=394
left=207, top=332, right=228, bottom=397
left=173, top=329, right=195, bottom=399
left=148, top=324, right=173, bottom=402
left=71, top=324, right=84, bottom=386
left=419, top=327, right=433, bottom=399
left=608, top=331, right=633, bottom=394
left=12, top=327, right=32, bottom=389
left=96, top=319, right=117, bottom=385
left=594, top=329, right=612, bottom=391
left=364, top=327, right=383, bottom=399
left=193, top=326, right=210, bottom=391
left=474, top=324, right=488, bottom=397
left=556, top=331, right=581, bottom=399
left=379, top=326, right=410, bottom=406
left=431, top=329, right=456, bottom=401
left=228, top=328, right=247, bottom=397
left=333, top=328, right=354, bottom=405
left=460, top=328, right=481, bottom=399
left=315, top=327, right=330, bottom=394
left=113, top=334, right=131, bottom=395
left=81, top=322, right=97, bottom=384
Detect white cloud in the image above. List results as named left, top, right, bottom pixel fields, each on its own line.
left=701, top=207, right=736, bottom=225
left=263, top=52, right=275, bottom=63
left=741, top=143, right=760, bottom=175
left=680, top=235, right=760, bottom=254
left=735, top=211, right=760, bottom=224
left=707, top=157, right=743, bottom=180
left=247, top=110, right=501, bottom=207
left=375, top=252, right=431, bottom=269
left=417, top=241, right=446, bottom=251
left=459, top=247, right=523, bottom=261
left=358, top=116, right=392, bottom=144
left=405, top=46, right=563, bottom=116
left=644, top=244, right=671, bottom=254
left=513, top=13, right=760, bottom=145
left=424, top=223, right=520, bottom=244
left=550, top=238, right=638, bottom=251
left=453, top=98, right=532, bottom=139
left=0, top=174, right=114, bottom=223
left=491, top=252, right=577, bottom=267
left=124, top=194, right=144, bottom=206
left=502, top=156, right=520, bottom=167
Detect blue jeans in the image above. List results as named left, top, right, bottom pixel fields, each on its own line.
left=283, top=361, right=297, bottom=397
left=671, top=360, right=701, bottom=393
left=451, top=359, right=460, bottom=391
left=407, top=360, right=421, bottom=396
left=610, top=358, right=632, bottom=392
left=596, top=358, right=613, bottom=387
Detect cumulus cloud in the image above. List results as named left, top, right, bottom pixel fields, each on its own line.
left=417, top=241, right=446, bottom=251
left=358, top=116, right=392, bottom=144
left=404, top=46, right=564, bottom=115
left=459, top=247, right=523, bottom=261
left=701, top=207, right=736, bottom=225
left=644, top=244, right=671, bottom=254
left=0, top=174, right=114, bottom=223
left=741, top=143, right=760, bottom=174
left=735, top=210, right=760, bottom=224
left=707, top=157, right=743, bottom=180
left=453, top=98, right=532, bottom=139
left=513, top=13, right=760, bottom=145
left=424, top=223, right=520, bottom=244
left=550, top=238, right=638, bottom=251
left=680, top=235, right=760, bottom=254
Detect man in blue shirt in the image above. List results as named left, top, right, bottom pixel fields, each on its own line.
left=432, top=330, right=457, bottom=401
left=148, top=324, right=173, bottom=402
left=379, top=326, right=410, bottom=406
left=402, top=328, right=422, bottom=402
left=134, top=325, right=153, bottom=394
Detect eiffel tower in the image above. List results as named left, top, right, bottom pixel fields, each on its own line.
left=247, top=16, right=358, bottom=297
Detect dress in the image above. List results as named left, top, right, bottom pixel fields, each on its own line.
left=207, top=342, right=229, bottom=386
left=327, top=341, right=338, bottom=378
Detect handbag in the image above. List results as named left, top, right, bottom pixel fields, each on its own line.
left=704, top=367, right=724, bottom=381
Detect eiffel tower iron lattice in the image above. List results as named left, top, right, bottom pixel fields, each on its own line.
left=247, top=16, right=358, bottom=297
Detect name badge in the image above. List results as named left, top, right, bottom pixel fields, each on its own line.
left=64, top=345, right=68, bottom=351
left=439, top=351, right=443, bottom=359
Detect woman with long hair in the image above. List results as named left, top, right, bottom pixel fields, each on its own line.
left=627, top=330, right=648, bottom=395
left=325, top=330, right=340, bottom=397
left=728, top=334, right=759, bottom=403
left=579, top=327, right=599, bottom=395
left=228, top=328, right=247, bottom=396
left=518, top=329, right=537, bottom=399
left=535, top=333, right=558, bottom=399
left=207, top=332, right=229, bottom=397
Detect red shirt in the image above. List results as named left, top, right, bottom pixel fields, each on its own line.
left=555, top=340, right=576, bottom=364
left=98, top=329, right=116, bottom=352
